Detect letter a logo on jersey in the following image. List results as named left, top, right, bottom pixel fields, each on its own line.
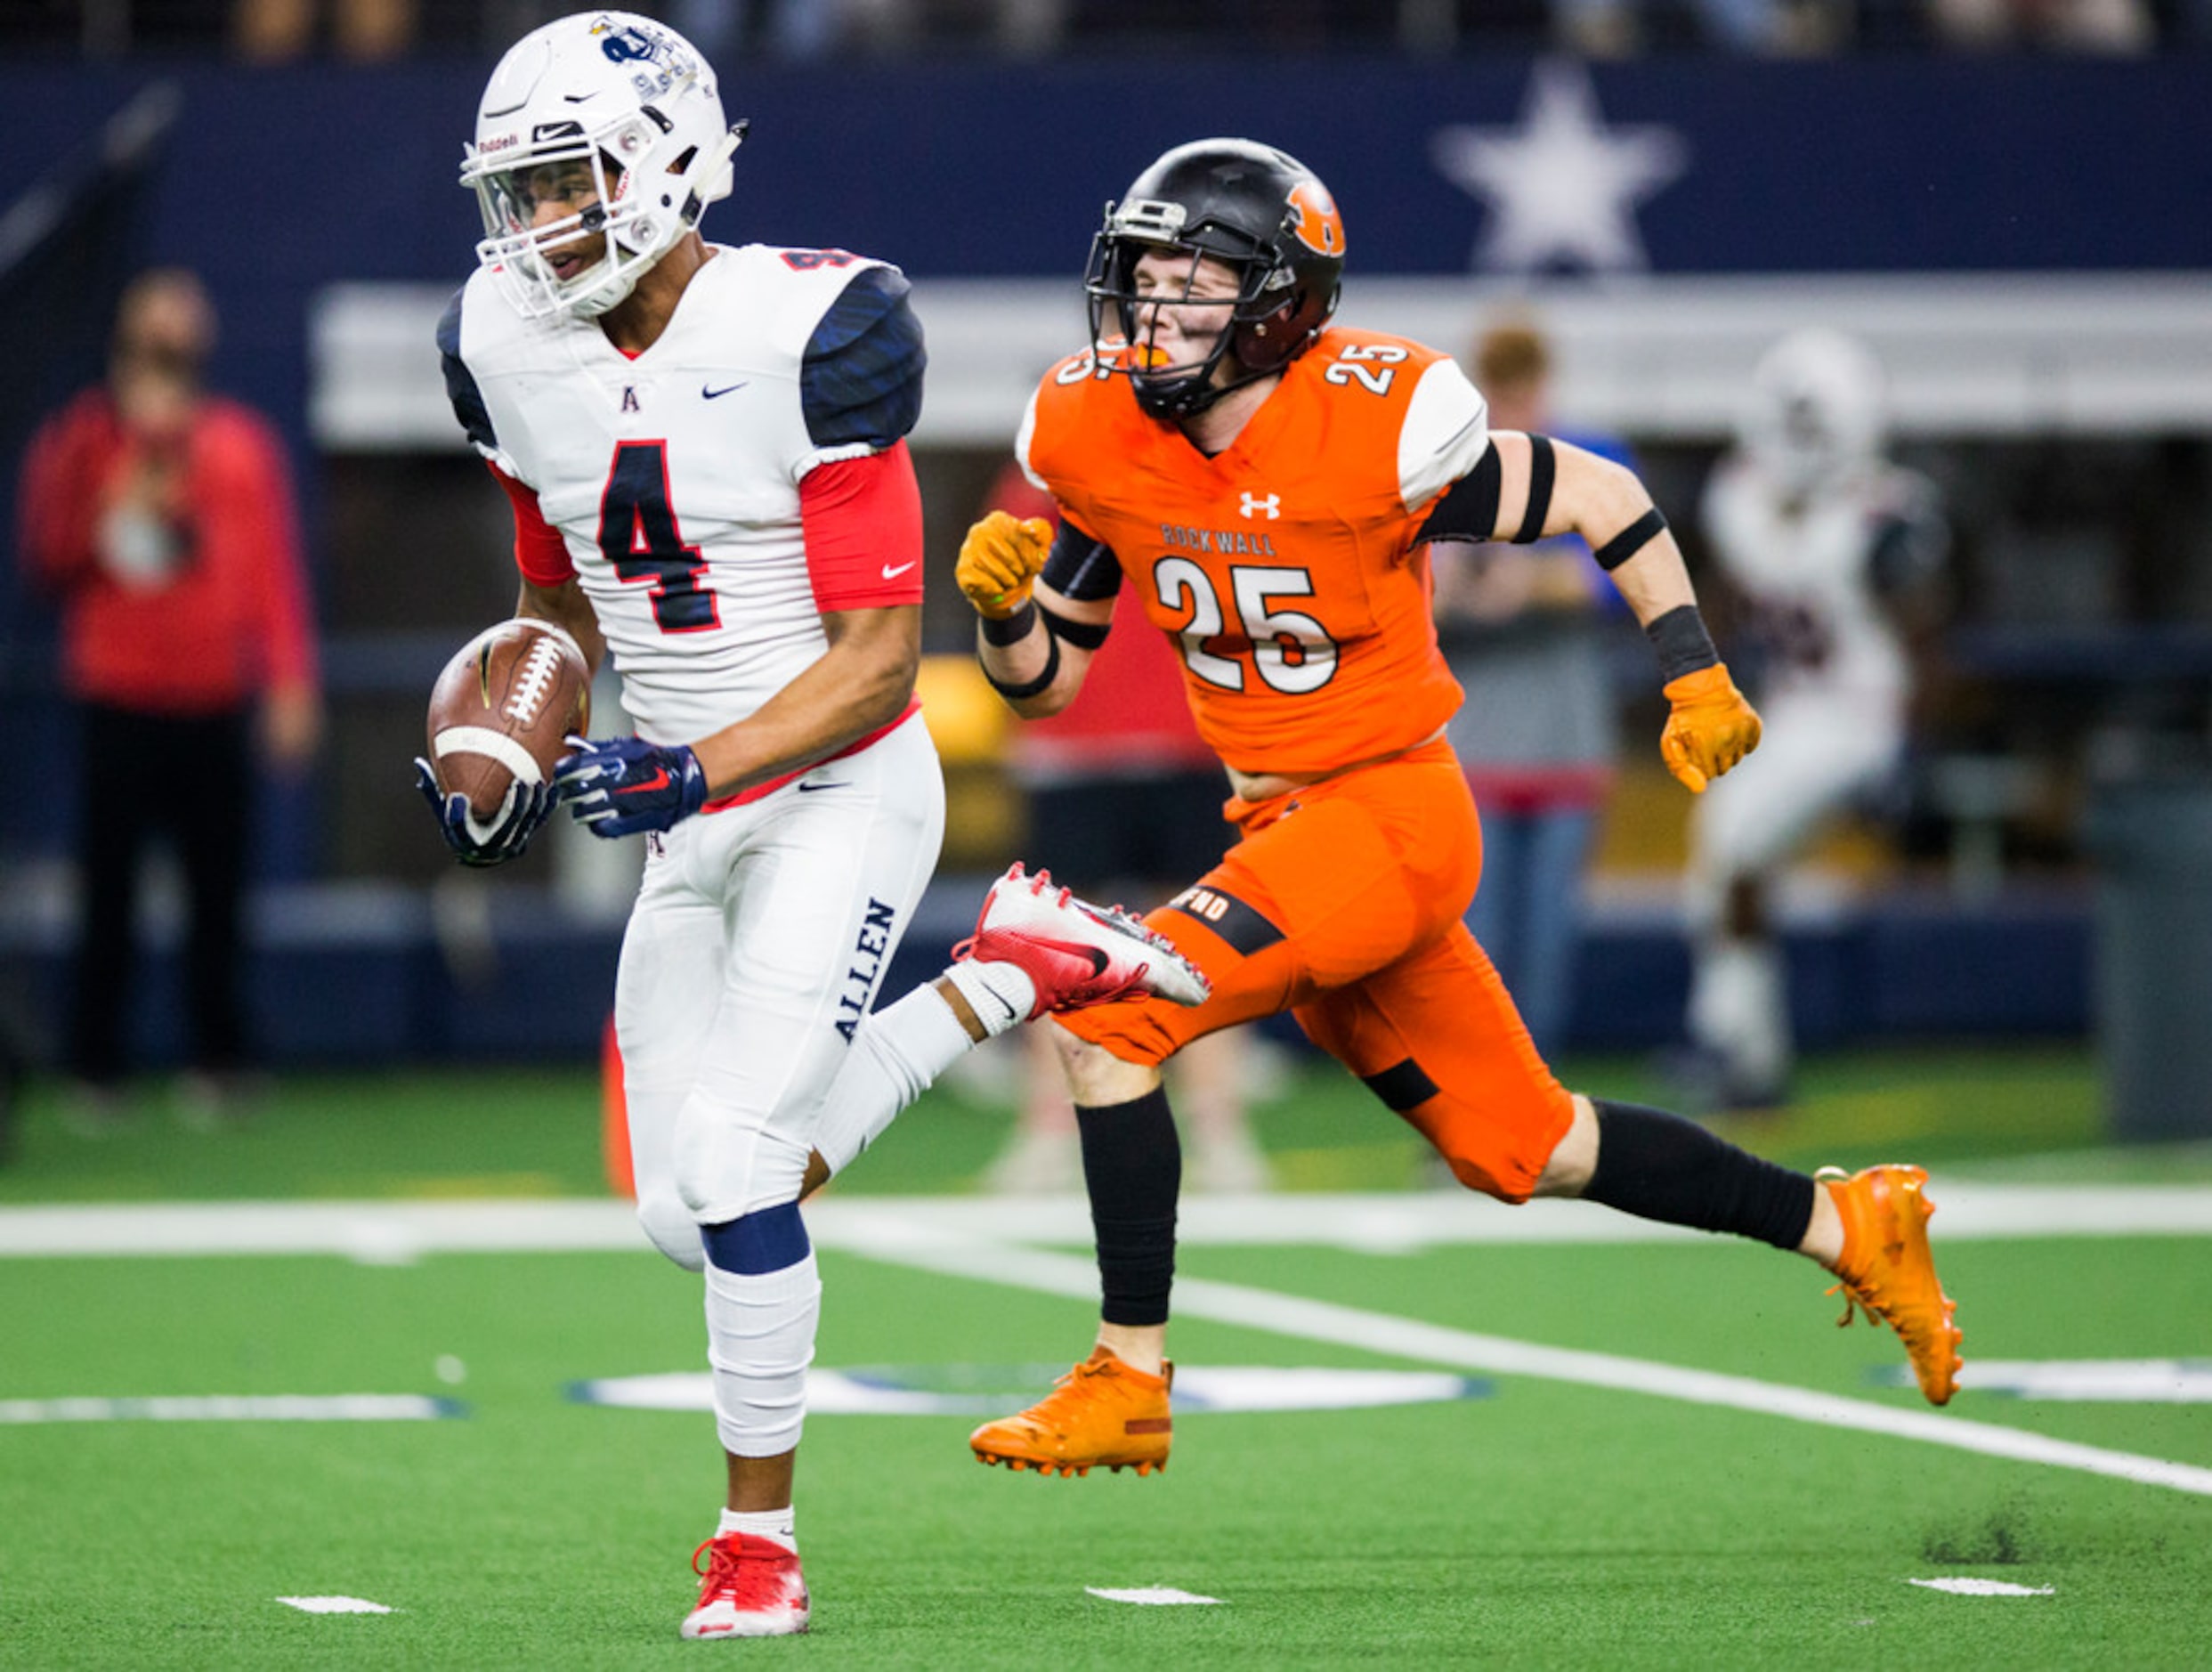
left=1287, top=180, right=1343, bottom=257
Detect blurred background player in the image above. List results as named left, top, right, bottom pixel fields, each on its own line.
left=15, top=267, right=322, bottom=1129
left=956, top=139, right=1962, bottom=1482
left=976, top=459, right=1268, bottom=1197
left=1680, top=328, right=1949, bottom=1110
left=419, top=12, right=1203, bottom=1641
left=1431, top=316, right=1633, bottom=1064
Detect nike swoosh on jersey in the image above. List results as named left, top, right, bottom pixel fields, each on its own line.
left=796, top=782, right=849, bottom=793
left=701, top=381, right=749, bottom=400
left=618, top=767, right=672, bottom=796
left=880, top=561, right=917, bottom=580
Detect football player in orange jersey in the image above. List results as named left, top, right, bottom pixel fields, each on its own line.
left=955, top=139, right=1964, bottom=1476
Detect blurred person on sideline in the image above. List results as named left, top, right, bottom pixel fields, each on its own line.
left=16, top=268, right=322, bottom=1128
left=421, top=12, right=1203, bottom=1639
left=1431, top=319, right=1633, bottom=1063
left=1679, top=329, right=1948, bottom=1111
left=1552, top=0, right=1851, bottom=56
left=977, top=459, right=1268, bottom=1197
left=953, top=139, right=1964, bottom=1485
left=231, top=0, right=416, bottom=59
left=1923, top=0, right=2153, bottom=52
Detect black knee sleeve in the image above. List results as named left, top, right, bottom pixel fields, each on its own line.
left=1075, top=1088, right=1181, bottom=1327
left=1584, top=1100, right=1814, bottom=1251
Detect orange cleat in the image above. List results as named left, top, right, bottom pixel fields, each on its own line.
left=968, top=1346, right=1173, bottom=1477
left=1818, top=1164, right=1964, bottom=1406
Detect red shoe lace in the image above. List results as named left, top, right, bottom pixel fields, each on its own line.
left=692, top=1534, right=799, bottom=1612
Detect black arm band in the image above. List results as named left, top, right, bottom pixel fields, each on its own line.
left=1039, top=521, right=1123, bottom=602
left=1511, top=434, right=1556, bottom=544
left=981, top=624, right=1061, bottom=701
left=1643, top=604, right=1721, bottom=684
left=1414, top=446, right=1503, bottom=545
left=1039, top=601, right=1110, bottom=652
left=1592, top=506, right=1669, bottom=572
left=979, top=601, right=1037, bottom=646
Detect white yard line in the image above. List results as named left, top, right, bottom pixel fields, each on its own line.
left=821, top=1213, right=2212, bottom=1500
left=5, top=1191, right=2208, bottom=1497
left=4, top=1184, right=2211, bottom=1260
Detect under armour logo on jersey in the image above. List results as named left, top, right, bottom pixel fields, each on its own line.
left=621, top=386, right=639, bottom=413
left=1240, top=491, right=1282, bottom=520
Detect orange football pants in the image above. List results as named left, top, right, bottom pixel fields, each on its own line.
left=1055, top=738, right=1575, bottom=1202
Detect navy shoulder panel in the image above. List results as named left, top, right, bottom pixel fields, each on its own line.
left=437, top=287, right=497, bottom=453
left=799, top=264, right=927, bottom=451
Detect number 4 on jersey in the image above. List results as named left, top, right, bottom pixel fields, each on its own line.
left=598, top=441, right=719, bottom=633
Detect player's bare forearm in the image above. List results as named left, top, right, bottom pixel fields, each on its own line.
left=974, top=580, right=1101, bottom=718
left=690, top=604, right=920, bottom=797
left=516, top=579, right=607, bottom=674
left=1493, top=434, right=1697, bottom=628
left=1600, top=534, right=1697, bottom=629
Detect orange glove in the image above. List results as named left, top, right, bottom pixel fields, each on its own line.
left=1660, top=663, right=1762, bottom=793
left=956, top=511, right=1053, bottom=620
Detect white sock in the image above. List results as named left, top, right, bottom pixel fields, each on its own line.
left=1689, top=935, right=1791, bottom=1089
left=703, top=1252, right=820, bottom=1459
left=717, top=1505, right=797, bottom=1554
left=811, top=978, right=996, bottom=1173
left=941, top=959, right=1038, bottom=1039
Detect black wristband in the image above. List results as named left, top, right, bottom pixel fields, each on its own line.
left=979, top=600, right=1037, bottom=646
left=1511, top=434, right=1556, bottom=544
left=1593, top=507, right=1669, bottom=572
left=1644, top=604, right=1720, bottom=684
left=981, top=626, right=1061, bottom=701
left=1038, top=602, right=1110, bottom=651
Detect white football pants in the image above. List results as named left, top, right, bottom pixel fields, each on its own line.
left=614, top=717, right=949, bottom=1270
left=1685, top=689, right=1901, bottom=1084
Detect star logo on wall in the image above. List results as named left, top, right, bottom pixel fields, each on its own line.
left=1430, top=59, right=1689, bottom=275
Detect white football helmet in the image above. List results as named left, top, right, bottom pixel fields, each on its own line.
left=460, top=11, right=745, bottom=321
left=1739, top=328, right=1887, bottom=497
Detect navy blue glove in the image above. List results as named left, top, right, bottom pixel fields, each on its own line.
left=555, top=735, right=711, bottom=838
left=413, top=757, right=555, bottom=867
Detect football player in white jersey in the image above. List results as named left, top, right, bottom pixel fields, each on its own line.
left=1683, top=329, right=1948, bottom=1108
left=414, top=11, right=1207, bottom=1640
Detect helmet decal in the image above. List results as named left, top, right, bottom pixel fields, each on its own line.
left=1286, top=180, right=1342, bottom=258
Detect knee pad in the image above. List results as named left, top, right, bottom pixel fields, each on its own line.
left=673, top=1100, right=811, bottom=1224
left=637, top=1191, right=706, bottom=1271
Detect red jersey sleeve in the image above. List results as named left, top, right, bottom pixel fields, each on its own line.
left=484, top=459, right=575, bottom=587
left=799, top=440, right=924, bottom=613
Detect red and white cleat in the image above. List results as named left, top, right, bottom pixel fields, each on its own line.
left=680, top=1533, right=810, bottom=1640
left=955, top=864, right=1211, bottom=1017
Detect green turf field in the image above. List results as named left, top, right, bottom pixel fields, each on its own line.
left=3, top=1047, right=2209, bottom=1668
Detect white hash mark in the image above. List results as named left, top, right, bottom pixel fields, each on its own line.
left=1086, top=1587, right=1222, bottom=1606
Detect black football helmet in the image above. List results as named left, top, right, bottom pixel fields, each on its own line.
left=1084, top=138, right=1346, bottom=419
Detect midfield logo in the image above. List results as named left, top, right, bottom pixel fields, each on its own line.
left=1240, top=491, right=1281, bottom=520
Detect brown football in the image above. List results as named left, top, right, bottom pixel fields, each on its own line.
left=425, top=619, right=591, bottom=820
